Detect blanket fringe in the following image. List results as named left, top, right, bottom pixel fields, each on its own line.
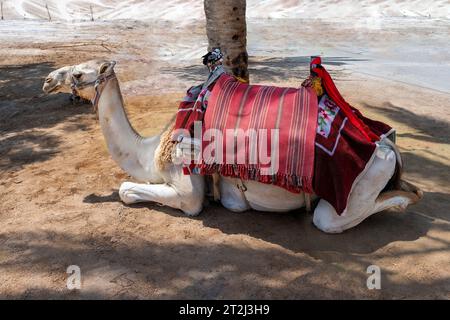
left=198, top=163, right=314, bottom=194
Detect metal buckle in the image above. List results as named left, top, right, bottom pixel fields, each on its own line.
left=237, top=181, right=247, bottom=193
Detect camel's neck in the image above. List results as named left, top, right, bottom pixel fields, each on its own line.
left=97, top=77, right=163, bottom=183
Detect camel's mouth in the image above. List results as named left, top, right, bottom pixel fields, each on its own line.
left=43, top=84, right=61, bottom=94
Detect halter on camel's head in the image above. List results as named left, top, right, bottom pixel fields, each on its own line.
left=70, top=60, right=117, bottom=116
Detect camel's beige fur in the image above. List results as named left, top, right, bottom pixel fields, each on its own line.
left=154, top=118, right=176, bottom=171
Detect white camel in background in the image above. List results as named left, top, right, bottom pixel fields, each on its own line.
left=43, top=60, right=422, bottom=233
left=43, top=65, right=73, bottom=94
left=43, top=64, right=88, bottom=103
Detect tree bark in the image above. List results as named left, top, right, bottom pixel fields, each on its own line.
left=204, top=0, right=249, bottom=82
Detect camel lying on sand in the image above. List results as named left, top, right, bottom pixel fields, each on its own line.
left=43, top=59, right=422, bottom=233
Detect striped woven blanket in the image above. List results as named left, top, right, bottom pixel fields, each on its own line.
left=198, top=74, right=318, bottom=193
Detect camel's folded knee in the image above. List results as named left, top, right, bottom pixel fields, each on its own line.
left=312, top=200, right=349, bottom=234
left=181, top=204, right=203, bottom=217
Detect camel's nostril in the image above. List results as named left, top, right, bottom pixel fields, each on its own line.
left=45, top=78, right=52, bottom=83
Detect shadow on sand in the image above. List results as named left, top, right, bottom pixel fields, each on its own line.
left=0, top=222, right=448, bottom=299
left=161, top=55, right=366, bottom=85
left=363, top=102, right=450, bottom=145
left=81, top=180, right=445, bottom=261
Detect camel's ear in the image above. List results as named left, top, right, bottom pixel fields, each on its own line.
left=99, top=61, right=116, bottom=74
left=99, top=62, right=110, bottom=74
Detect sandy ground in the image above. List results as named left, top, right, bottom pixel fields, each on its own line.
left=0, top=17, right=449, bottom=299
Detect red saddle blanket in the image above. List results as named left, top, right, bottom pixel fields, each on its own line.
left=198, top=74, right=318, bottom=194
left=174, top=65, right=393, bottom=215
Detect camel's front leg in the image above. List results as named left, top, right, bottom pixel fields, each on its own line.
left=119, top=180, right=204, bottom=216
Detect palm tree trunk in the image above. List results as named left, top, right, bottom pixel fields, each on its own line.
left=204, top=0, right=249, bottom=82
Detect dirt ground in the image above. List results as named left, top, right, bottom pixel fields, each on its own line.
left=0, top=20, right=449, bottom=299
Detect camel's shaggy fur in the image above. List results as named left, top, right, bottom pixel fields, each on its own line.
left=154, top=116, right=176, bottom=171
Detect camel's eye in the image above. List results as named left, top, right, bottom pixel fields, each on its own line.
left=45, top=77, right=52, bottom=83
left=73, top=72, right=83, bottom=80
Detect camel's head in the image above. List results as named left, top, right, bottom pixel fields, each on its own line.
left=70, top=59, right=116, bottom=101
left=42, top=65, right=73, bottom=94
